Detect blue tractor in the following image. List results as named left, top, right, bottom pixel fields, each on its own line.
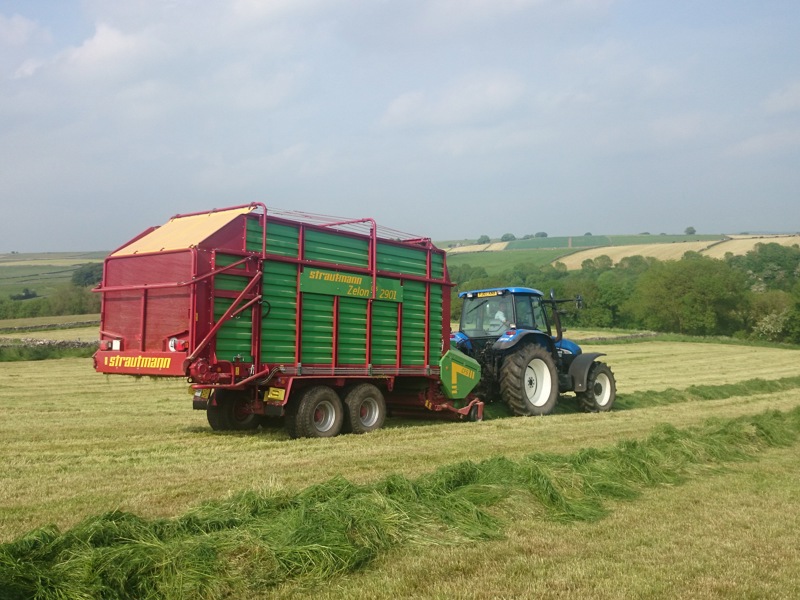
left=451, top=287, right=616, bottom=416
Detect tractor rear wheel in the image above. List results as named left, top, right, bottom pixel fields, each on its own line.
left=286, top=386, right=344, bottom=439
left=342, top=383, right=386, bottom=434
left=578, top=362, right=616, bottom=412
left=500, top=344, right=559, bottom=416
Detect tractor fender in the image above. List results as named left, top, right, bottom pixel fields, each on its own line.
left=568, top=352, right=606, bottom=392
left=493, top=330, right=553, bottom=353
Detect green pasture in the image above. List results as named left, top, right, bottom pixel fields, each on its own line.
left=606, top=234, right=724, bottom=245
left=506, top=235, right=610, bottom=250
left=447, top=248, right=572, bottom=273
left=0, top=252, right=105, bottom=298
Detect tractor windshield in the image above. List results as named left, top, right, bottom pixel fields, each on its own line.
left=460, top=295, right=513, bottom=337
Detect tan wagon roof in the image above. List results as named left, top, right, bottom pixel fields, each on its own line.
left=112, top=206, right=254, bottom=256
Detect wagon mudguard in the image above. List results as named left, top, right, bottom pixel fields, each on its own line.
left=568, top=352, right=606, bottom=393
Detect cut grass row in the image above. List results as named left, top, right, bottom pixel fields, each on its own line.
left=3, top=407, right=798, bottom=599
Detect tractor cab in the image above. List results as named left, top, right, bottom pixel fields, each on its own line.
left=457, top=287, right=551, bottom=340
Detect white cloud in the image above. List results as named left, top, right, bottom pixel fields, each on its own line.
left=232, top=0, right=338, bottom=20
left=649, top=113, right=704, bottom=144
left=381, top=72, right=525, bottom=129
left=727, top=129, right=800, bottom=157
left=764, top=82, right=800, bottom=114
left=13, top=58, right=45, bottom=79
left=0, top=13, right=46, bottom=46
left=421, top=0, right=613, bottom=28
left=61, top=23, right=166, bottom=81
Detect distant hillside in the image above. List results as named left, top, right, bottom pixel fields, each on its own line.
left=443, top=233, right=800, bottom=272
left=558, top=234, right=800, bottom=269
left=0, top=252, right=106, bottom=298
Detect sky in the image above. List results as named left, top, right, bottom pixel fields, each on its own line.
left=1, top=0, right=799, bottom=252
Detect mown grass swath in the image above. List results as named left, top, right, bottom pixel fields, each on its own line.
left=3, top=407, right=799, bottom=600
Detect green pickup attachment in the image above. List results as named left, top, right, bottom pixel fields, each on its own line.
left=439, top=349, right=481, bottom=400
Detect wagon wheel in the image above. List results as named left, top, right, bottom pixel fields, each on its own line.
left=286, top=386, right=344, bottom=439
left=342, top=383, right=386, bottom=434
left=214, top=390, right=259, bottom=431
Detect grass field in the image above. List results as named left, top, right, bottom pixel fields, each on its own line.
left=2, top=334, right=800, bottom=598
left=0, top=252, right=105, bottom=298
left=444, top=234, right=797, bottom=274
left=447, top=248, right=573, bottom=272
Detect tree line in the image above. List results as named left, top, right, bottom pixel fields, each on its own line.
left=449, top=242, right=800, bottom=343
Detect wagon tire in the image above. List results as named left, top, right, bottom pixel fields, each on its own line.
left=342, top=384, right=386, bottom=434
left=219, top=390, right=259, bottom=431
left=258, top=415, right=284, bottom=429
left=578, top=362, right=616, bottom=412
left=206, top=403, right=227, bottom=431
left=288, top=386, right=344, bottom=439
left=500, top=344, right=559, bottom=416
left=467, top=403, right=483, bottom=422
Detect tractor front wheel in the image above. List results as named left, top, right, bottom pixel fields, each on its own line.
left=286, top=386, right=344, bottom=439
left=578, top=362, right=616, bottom=412
left=500, top=344, right=559, bottom=416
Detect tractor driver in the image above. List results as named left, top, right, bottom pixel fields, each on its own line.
left=488, top=297, right=512, bottom=332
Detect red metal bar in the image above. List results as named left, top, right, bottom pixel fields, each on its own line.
left=187, top=273, right=262, bottom=362
left=294, top=224, right=305, bottom=366
left=332, top=295, right=339, bottom=368
left=167, top=202, right=263, bottom=220
left=94, top=256, right=253, bottom=293
left=139, top=288, right=148, bottom=351
left=249, top=253, right=451, bottom=287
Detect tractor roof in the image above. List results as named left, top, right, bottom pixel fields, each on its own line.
left=458, top=286, right=544, bottom=299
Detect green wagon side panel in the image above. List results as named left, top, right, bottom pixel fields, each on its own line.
left=401, top=280, right=427, bottom=366
left=213, top=254, right=254, bottom=361
left=304, top=229, right=369, bottom=268
left=214, top=273, right=248, bottom=293
left=428, top=284, right=443, bottom=361
left=371, top=301, right=398, bottom=365
left=261, top=260, right=298, bottom=364
left=301, top=293, right=334, bottom=364
left=213, top=297, right=254, bottom=362
left=337, top=297, right=367, bottom=364
left=264, top=221, right=300, bottom=257
left=376, top=242, right=428, bottom=276
left=245, top=217, right=263, bottom=253
left=430, top=252, right=444, bottom=279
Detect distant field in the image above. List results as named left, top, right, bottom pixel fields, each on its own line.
left=0, top=252, right=105, bottom=298
left=0, top=314, right=100, bottom=330
left=559, top=234, right=800, bottom=270
left=0, top=251, right=106, bottom=267
left=447, top=248, right=573, bottom=272
left=0, top=325, right=99, bottom=342
left=556, top=241, right=718, bottom=269
left=504, top=236, right=607, bottom=250
left=606, top=234, right=723, bottom=245
left=701, top=234, right=800, bottom=259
